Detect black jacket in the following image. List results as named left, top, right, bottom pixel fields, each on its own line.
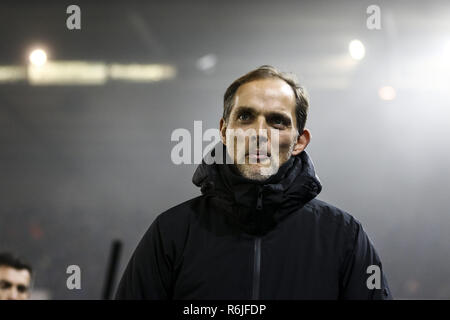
left=115, top=149, right=393, bottom=299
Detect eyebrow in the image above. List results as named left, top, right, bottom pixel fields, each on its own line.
left=234, top=105, right=292, bottom=119
left=233, top=106, right=256, bottom=115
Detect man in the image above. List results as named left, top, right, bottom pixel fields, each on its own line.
left=116, top=65, right=393, bottom=299
left=0, top=253, right=32, bottom=300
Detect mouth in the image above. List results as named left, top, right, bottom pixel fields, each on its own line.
left=247, top=151, right=271, bottom=162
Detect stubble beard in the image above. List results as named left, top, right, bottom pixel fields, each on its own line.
left=234, top=138, right=296, bottom=181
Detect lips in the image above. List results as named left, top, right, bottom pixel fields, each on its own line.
left=247, top=150, right=271, bottom=162
left=248, top=153, right=269, bottom=158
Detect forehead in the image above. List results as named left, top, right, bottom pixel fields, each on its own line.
left=233, top=78, right=296, bottom=114
left=0, top=266, right=31, bottom=284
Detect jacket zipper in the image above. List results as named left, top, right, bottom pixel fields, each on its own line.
left=256, top=187, right=263, bottom=210
left=252, top=186, right=263, bottom=300
left=252, top=237, right=261, bottom=300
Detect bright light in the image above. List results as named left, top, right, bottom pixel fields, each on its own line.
left=28, top=61, right=107, bottom=85
left=27, top=61, right=176, bottom=85
left=0, top=66, right=26, bottom=83
left=378, top=86, right=396, bottom=101
left=29, top=49, right=47, bottom=66
left=109, top=64, right=176, bottom=82
left=196, top=54, right=217, bottom=72
left=348, top=40, right=365, bottom=60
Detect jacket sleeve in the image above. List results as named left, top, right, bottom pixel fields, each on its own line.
left=115, top=215, right=174, bottom=300
left=339, top=219, right=393, bottom=300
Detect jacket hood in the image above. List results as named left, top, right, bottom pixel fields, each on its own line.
left=192, top=143, right=322, bottom=235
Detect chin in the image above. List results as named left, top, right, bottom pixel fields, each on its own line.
left=236, top=163, right=278, bottom=181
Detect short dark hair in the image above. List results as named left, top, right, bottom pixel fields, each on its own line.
left=223, top=65, right=310, bottom=132
left=0, top=253, right=32, bottom=275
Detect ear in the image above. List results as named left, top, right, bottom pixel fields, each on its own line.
left=291, top=128, right=311, bottom=156
left=219, top=118, right=227, bottom=145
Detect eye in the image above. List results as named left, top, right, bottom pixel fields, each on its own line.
left=0, top=280, right=12, bottom=289
left=270, top=116, right=290, bottom=128
left=237, top=112, right=252, bottom=121
left=273, top=117, right=283, bottom=125
left=17, top=285, right=29, bottom=293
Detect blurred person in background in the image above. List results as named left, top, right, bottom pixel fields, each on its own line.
left=0, top=253, right=32, bottom=300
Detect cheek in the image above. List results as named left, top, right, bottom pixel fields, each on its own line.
left=20, top=292, right=29, bottom=298
left=270, top=132, right=294, bottom=151
left=226, top=131, right=248, bottom=147
left=225, top=132, right=247, bottom=160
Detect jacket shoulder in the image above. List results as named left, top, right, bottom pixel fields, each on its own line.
left=154, top=195, right=205, bottom=229
left=158, top=195, right=203, bottom=216
left=304, top=198, right=361, bottom=231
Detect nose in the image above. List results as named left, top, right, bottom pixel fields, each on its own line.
left=254, top=115, right=269, bottom=131
left=7, top=287, right=19, bottom=300
left=249, top=116, right=269, bottom=146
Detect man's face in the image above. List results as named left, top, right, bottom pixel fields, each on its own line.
left=0, top=266, right=31, bottom=300
left=220, top=78, right=310, bottom=181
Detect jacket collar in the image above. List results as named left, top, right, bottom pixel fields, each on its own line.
left=192, top=143, right=322, bottom=235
